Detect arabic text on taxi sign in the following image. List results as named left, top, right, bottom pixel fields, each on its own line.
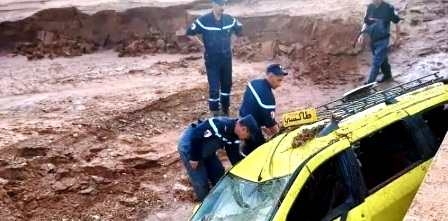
left=282, top=108, right=318, bottom=128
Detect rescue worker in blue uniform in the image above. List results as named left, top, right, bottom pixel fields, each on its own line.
left=358, top=0, right=401, bottom=84
left=186, top=0, right=243, bottom=116
left=177, top=115, right=258, bottom=201
left=238, top=64, right=288, bottom=156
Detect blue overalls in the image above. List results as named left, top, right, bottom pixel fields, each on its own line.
left=177, top=118, right=241, bottom=200
left=364, top=2, right=400, bottom=83
left=187, top=13, right=243, bottom=114
left=239, top=79, right=276, bottom=155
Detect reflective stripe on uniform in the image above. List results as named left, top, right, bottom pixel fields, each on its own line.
left=220, top=92, right=231, bottom=96
left=196, top=18, right=236, bottom=31
left=208, top=118, right=222, bottom=138
left=208, top=118, right=239, bottom=145
left=222, top=18, right=236, bottom=30
left=208, top=98, right=220, bottom=102
left=247, top=82, right=276, bottom=109
left=196, top=19, right=222, bottom=31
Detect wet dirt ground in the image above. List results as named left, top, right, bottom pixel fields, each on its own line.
left=0, top=0, right=447, bottom=220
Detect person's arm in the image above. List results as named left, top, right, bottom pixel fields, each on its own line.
left=358, top=7, right=371, bottom=46
left=233, top=17, right=243, bottom=37
left=191, top=36, right=204, bottom=47
left=186, top=18, right=205, bottom=48
left=390, top=6, right=402, bottom=46
left=189, top=122, right=210, bottom=165
left=261, top=107, right=278, bottom=137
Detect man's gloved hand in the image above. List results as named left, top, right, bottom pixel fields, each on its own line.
left=190, top=160, right=199, bottom=170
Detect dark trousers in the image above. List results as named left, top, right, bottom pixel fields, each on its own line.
left=204, top=53, right=232, bottom=112
left=177, top=126, right=225, bottom=201
left=367, top=38, right=392, bottom=83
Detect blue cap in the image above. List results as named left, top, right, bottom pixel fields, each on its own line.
left=238, top=115, right=259, bottom=140
left=211, top=0, right=226, bottom=5
left=267, top=64, right=288, bottom=76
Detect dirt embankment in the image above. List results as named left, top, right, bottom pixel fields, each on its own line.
left=0, top=4, right=191, bottom=50
left=235, top=13, right=364, bottom=85
left=0, top=4, right=203, bottom=59
left=0, top=0, right=365, bottom=83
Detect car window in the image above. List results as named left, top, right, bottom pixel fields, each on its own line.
left=191, top=174, right=290, bottom=221
left=353, top=119, right=423, bottom=193
left=420, top=103, right=448, bottom=149
left=286, top=152, right=353, bottom=221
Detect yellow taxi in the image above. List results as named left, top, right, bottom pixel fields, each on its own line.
left=190, top=74, right=448, bottom=221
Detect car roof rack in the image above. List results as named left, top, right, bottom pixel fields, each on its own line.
left=316, top=72, right=444, bottom=121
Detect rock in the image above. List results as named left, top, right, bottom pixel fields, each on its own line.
left=18, top=147, right=48, bottom=158
left=119, top=196, right=139, bottom=207
left=278, top=44, right=295, bottom=55
left=409, top=9, right=423, bottom=15
left=89, top=146, right=106, bottom=153
left=79, top=185, right=96, bottom=195
left=52, top=181, right=70, bottom=192
left=0, top=160, right=8, bottom=167
left=0, top=178, right=8, bottom=185
left=120, top=156, right=159, bottom=169
left=417, top=47, right=436, bottom=57
left=410, top=18, right=420, bottom=26
left=260, top=40, right=277, bottom=59
left=55, top=167, right=70, bottom=179
left=118, top=119, right=128, bottom=123
left=140, top=183, right=165, bottom=192
left=37, top=31, right=56, bottom=45
left=173, top=182, right=190, bottom=192
left=40, top=163, right=56, bottom=173
left=90, top=215, right=101, bottom=221
left=155, top=39, right=166, bottom=50
left=91, top=175, right=110, bottom=184
left=14, top=34, right=97, bottom=60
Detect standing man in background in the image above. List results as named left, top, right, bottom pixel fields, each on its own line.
left=358, top=0, right=401, bottom=84
left=187, top=0, right=243, bottom=117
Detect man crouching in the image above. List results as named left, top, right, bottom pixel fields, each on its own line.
left=177, top=115, right=258, bottom=201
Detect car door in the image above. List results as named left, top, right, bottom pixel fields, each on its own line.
left=321, top=149, right=369, bottom=221
left=351, top=117, right=429, bottom=221
left=274, top=138, right=368, bottom=221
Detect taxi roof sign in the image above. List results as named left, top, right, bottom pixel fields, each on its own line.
left=281, top=107, right=319, bottom=128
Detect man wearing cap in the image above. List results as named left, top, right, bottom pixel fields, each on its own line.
left=357, top=0, right=401, bottom=84
left=186, top=0, right=243, bottom=117
left=238, top=64, right=288, bottom=156
left=177, top=115, right=258, bottom=201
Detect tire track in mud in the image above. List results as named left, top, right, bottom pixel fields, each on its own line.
left=0, top=78, right=249, bottom=220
